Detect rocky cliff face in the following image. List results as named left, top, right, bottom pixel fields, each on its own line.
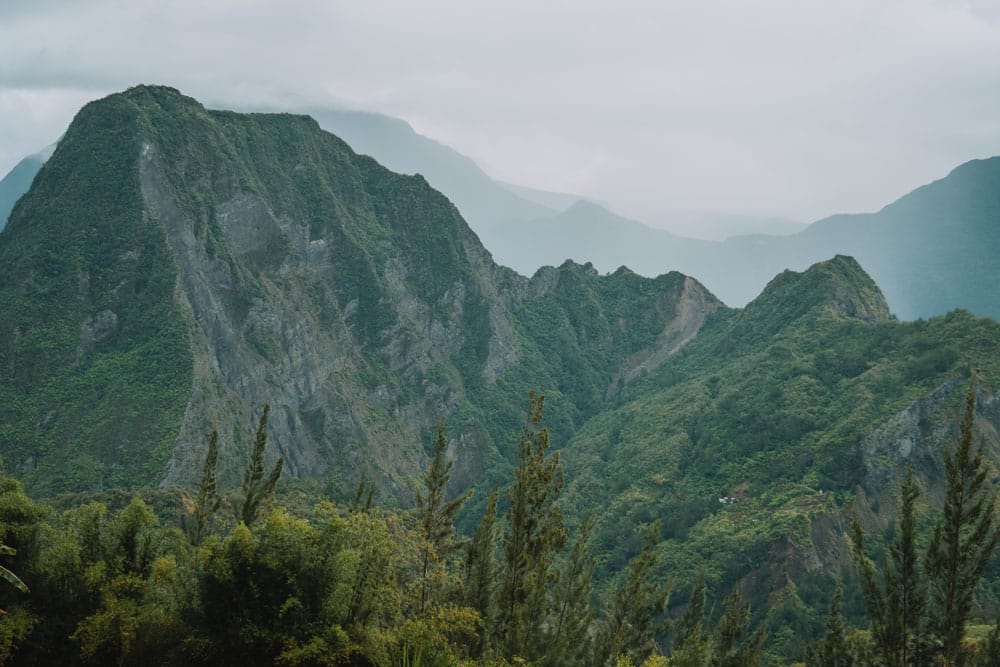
left=0, top=86, right=719, bottom=498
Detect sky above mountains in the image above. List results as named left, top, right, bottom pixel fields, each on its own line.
left=2, top=0, right=1000, bottom=226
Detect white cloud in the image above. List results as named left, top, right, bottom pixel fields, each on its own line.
left=1, top=0, right=998, bottom=222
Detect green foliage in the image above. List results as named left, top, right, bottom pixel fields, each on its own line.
left=925, top=374, right=1000, bottom=664
left=670, top=574, right=710, bottom=667
left=850, top=473, right=925, bottom=667
left=709, top=589, right=765, bottom=667
left=500, top=391, right=567, bottom=660
left=805, top=586, right=856, bottom=667
left=546, top=515, right=596, bottom=666
left=464, top=487, right=499, bottom=656
left=188, top=430, right=221, bottom=546
left=596, top=521, right=671, bottom=666
left=239, top=405, right=284, bottom=527
left=416, top=424, right=472, bottom=614
left=0, top=544, right=28, bottom=595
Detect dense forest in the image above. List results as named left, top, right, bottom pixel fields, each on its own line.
left=1, top=379, right=999, bottom=666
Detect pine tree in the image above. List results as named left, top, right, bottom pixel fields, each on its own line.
left=670, top=574, right=710, bottom=667
left=190, top=429, right=222, bottom=545
left=807, top=586, right=854, bottom=667
left=925, top=373, right=1000, bottom=665
left=239, top=405, right=284, bottom=526
left=546, top=516, right=596, bottom=666
left=416, top=423, right=471, bottom=613
left=500, top=390, right=567, bottom=659
left=709, top=589, right=764, bottom=667
left=850, top=472, right=925, bottom=667
left=465, top=487, right=499, bottom=656
left=597, top=521, right=671, bottom=666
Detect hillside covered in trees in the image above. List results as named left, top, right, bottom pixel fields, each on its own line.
left=3, top=86, right=1000, bottom=664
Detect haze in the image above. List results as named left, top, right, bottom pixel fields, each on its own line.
left=2, top=0, right=1000, bottom=230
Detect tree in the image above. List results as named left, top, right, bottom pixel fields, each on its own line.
left=851, top=472, right=925, bottom=667
left=239, top=405, right=284, bottom=526
left=925, top=373, right=1000, bottom=665
left=546, top=516, right=596, bottom=666
left=806, top=586, right=854, bottom=667
left=500, top=390, right=567, bottom=659
left=0, top=542, right=28, bottom=609
left=189, top=429, right=222, bottom=546
left=464, top=487, right=499, bottom=656
left=415, top=423, right=471, bottom=613
left=597, top=521, right=671, bottom=666
left=670, top=574, right=710, bottom=667
left=709, top=589, right=765, bottom=667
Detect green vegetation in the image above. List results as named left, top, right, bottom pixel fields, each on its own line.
left=237, top=405, right=283, bottom=526
left=0, top=91, right=191, bottom=495
left=0, top=402, right=735, bottom=666
left=4, top=86, right=1000, bottom=663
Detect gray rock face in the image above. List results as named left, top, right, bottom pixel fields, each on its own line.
left=862, top=377, right=1000, bottom=507
left=141, top=147, right=435, bottom=491
left=138, top=140, right=532, bottom=495
left=80, top=310, right=118, bottom=343
left=618, top=276, right=719, bottom=386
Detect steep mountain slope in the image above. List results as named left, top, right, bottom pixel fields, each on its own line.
left=0, top=86, right=719, bottom=499
left=7, top=112, right=996, bottom=320
left=0, top=143, right=55, bottom=230
left=558, top=256, right=1000, bottom=654
left=299, top=107, right=557, bottom=230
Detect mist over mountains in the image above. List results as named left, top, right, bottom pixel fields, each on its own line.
left=4, top=100, right=997, bottom=322
left=3, top=85, right=1000, bottom=662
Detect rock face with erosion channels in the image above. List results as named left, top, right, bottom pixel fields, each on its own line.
left=0, top=86, right=719, bottom=498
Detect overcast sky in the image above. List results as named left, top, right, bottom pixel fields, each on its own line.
left=2, top=0, right=999, bottom=225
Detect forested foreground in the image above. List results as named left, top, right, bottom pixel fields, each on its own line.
left=1, top=385, right=1000, bottom=666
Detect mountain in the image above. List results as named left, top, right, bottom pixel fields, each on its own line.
left=0, top=143, right=55, bottom=230
left=643, top=210, right=807, bottom=240
left=480, top=200, right=709, bottom=277
left=0, top=86, right=719, bottom=499
left=558, top=255, right=1000, bottom=656
left=495, top=179, right=595, bottom=212
left=6, top=86, right=1000, bottom=658
left=0, top=106, right=573, bottom=240
left=7, top=106, right=996, bottom=320
left=295, top=107, right=558, bottom=230
left=487, top=159, right=1000, bottom=321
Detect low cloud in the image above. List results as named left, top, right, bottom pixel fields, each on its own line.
left=2, top=0, right=999, bottom=223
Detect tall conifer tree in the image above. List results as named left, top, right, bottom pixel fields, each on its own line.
left=239, top=405, right=284, bottom=526
left=925, top=373, right=999, bottom=665
left=500, top=391, right=567, bottom=659
left=190, top=429, right=221, bottom=545
left=416, top=423, right=471, bottom=613
left=851, top=473, right=925, bottom=667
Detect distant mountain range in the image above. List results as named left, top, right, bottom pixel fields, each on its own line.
left=0, top=142, right=56, bottom=228
left=483, top=158, right=1000, bottom=320
left=2, top=101, right=998, bottom=322
left=4, top=87, right=1000, bottom=655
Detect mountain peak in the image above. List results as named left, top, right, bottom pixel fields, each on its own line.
left=732, top=256, right=891, bottom=344
left=760, top=255, right=890, bottom=321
